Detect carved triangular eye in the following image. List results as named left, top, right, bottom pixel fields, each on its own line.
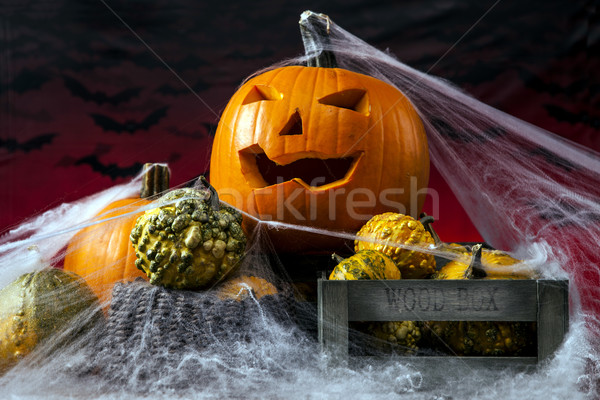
left=242, top=85, right=283, bottom=105
left=279, top=109, right=303, bottom=136
left=318, top=89, right=369, bottom=115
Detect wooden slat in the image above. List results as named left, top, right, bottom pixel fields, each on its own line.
left=537, top=280, right=569, bottom=361
left=342, top=279, right=538, bottom=321
left=318, top=279, right=349, bottom=364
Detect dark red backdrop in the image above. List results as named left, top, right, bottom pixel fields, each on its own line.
left=1, top=0, right=597, bottom=245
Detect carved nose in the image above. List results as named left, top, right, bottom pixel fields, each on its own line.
left=279, top=109, right=303, bottom=136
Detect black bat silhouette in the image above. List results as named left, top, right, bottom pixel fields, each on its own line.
left=56, top=53, right=124, bottom=73
left=529, top=146, right=577, bottom=173
left=63, top=76, right=142, bottom=105
left=0, top=133, right=57, bottom=153
left=155, top=80, right=211, bottom=96
left=430, top=117, right=506, bottom=143
left=155, top=84, right=187, bottom=96
left=171, top=54, right=210, bottom=70
left=165, top=122, right=218, bottom=138
left=529, top=198, right=600, bottom=228
left=90, top=107, right=169, bottom=133
left=520, top=70, right=588, bottom=97
left=0, top=69, right=52, bottom=95
left=544, top=104, right=599, bottom=128
left=443, top=61, right=514, bottom=86
left=225, top=47, right=275, bottom=61
left=75, top=155, right=143, bottom=180
left=201, top=122, right=219, bottom=137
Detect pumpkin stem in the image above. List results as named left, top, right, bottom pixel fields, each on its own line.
left=419, top=213, right=442, bottom=247
left=299, top=10, right=338, bottom=68
left=140, top=163, right=170, bottom=198
left=199, top=175, right=221, bottom=212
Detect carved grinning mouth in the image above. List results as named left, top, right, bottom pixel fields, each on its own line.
left=256, top=152, right=356, bottom=187
left=240, top=144, right=361, bottom=189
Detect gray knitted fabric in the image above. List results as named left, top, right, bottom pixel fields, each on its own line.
left=78, top=279, right=303, bottom=393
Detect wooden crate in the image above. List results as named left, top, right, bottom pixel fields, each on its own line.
left=318, top=279, right=569, bottom=368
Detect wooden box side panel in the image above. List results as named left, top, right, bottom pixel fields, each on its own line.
left=318, top=279, right=349, bottom=362
left=343, top=280, right=539, bottom=321
left=537, top=280, right=569, bottom=361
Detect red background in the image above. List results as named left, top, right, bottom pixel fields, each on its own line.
left=1, top=1, right=597, bottom=245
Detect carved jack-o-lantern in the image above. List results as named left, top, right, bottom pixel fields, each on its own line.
left=210, top=65, right=429, bottom=251
left=209, top=13, right=429, bottom=251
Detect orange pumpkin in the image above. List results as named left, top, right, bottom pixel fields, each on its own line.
left=63, top=164, right=169, bottom=307
left=210, top=16, right=429, bottom=251
left=215, top=275, right=278, bottom=301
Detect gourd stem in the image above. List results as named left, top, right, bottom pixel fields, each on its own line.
left=299, top=10, right=338, bottom=68
left=331, top=253, right=345, bottom=264
left=200, top=175, right=221, bottom=211
left=467, top=243, right=486, bottom=279
left=419, top=213, right=488, bottom=278
left=140, top=163, right=170, bottom=198
left=419, top=213, right=442, bottom=246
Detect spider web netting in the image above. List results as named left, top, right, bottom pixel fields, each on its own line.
left=0, top=11, right=598, bottom=400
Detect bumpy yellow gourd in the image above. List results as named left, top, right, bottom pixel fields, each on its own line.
left=329, top=250, right=401, bottom=281
left=354, top=212, right=436, bottom=279
left=130, top=186, right=246, bottom=289
left=366, top=320, right=422, bottom=351
left=0, top=268, right=101, bottom=374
